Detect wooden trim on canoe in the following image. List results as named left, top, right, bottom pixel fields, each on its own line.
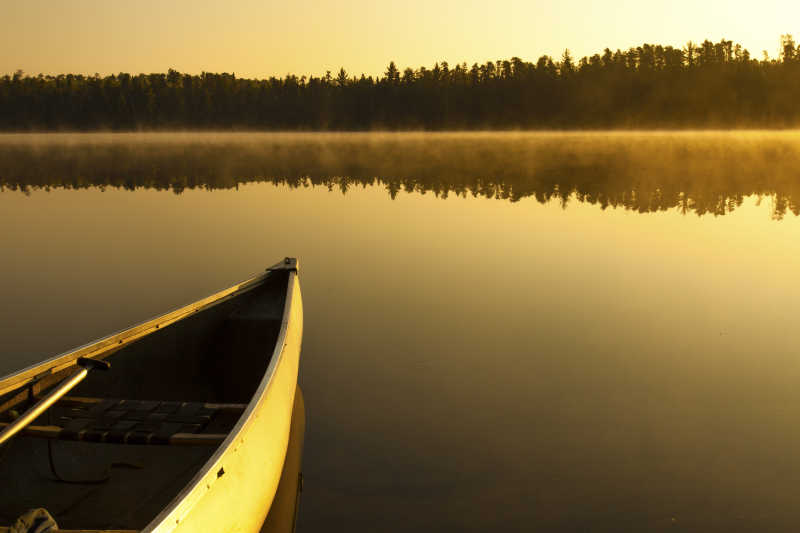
left=0, top=270, right=275, bottom=399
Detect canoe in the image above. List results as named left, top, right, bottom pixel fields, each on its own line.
left=0, top=258, right=303, bottom=533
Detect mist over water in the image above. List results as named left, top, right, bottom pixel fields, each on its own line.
left=2, top=132, right=800, bottom=532
left=3, top=131, right=800, bottom=217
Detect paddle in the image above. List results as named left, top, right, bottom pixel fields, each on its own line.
left=0, top=357, right=110, bottom=446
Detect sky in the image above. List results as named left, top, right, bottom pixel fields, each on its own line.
left=2, top=0, right=799, bottom=79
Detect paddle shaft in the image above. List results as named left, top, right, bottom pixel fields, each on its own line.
left=0, top=367, right=88, bottom=446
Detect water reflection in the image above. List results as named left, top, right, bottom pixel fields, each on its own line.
left=4, top=133, right=800, bottom=531
left=2, top=132, right=800, bottom=218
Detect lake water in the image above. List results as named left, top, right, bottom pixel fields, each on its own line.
left=2, top=132, right=800, bottom=532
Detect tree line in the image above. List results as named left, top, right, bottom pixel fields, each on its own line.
left=3, top=36, right=800, bottom=130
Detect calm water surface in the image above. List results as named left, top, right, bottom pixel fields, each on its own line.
left=3, top=132, right=800, bottom=532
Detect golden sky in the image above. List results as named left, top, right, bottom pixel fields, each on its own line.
left=2, top=0, right=798, bottom=78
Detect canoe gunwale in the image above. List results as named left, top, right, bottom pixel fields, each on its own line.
left=0, top=269, right=277, bottom=400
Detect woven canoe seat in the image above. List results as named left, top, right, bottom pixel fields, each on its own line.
left=0, top=396, right=246, bottom=446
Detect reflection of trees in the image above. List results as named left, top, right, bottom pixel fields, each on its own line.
left=2, top=133, right=800, bottom=219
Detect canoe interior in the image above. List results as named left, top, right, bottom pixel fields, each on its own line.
left=0, top=269, right=289, bottom=531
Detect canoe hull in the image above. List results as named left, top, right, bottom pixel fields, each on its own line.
left=260, top=385, right=305, bottom=533
left=146, top=269, right=303, bottom=533
left=0, top=261, right=303, bottom=533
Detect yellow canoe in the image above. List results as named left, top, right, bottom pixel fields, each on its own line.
left=0, top=259, right=304, bottom=533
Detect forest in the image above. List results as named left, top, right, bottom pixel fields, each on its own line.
left=3, top=37, right=800, bottom=130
